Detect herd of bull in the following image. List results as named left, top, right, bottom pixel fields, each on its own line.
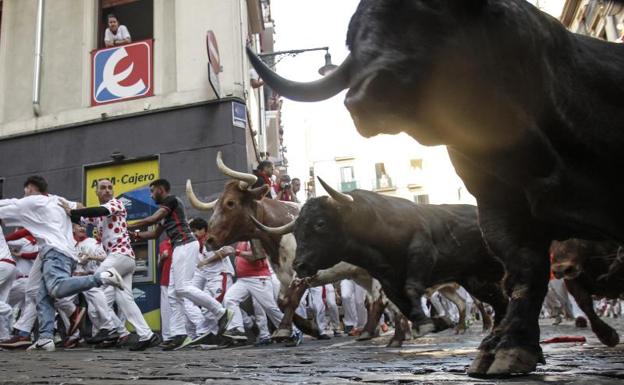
left=191, top=0, right=623, bottom=378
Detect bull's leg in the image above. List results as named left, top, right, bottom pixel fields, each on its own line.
left=565, top=279, right=619, bottom=347
left=387, top=311, right=410, bottom=348
left=404, top=237, right=439, bottom=338
left=472, top=297, right=493, bottom=333
left=358, top=295, right=386, bottom=341
left=439, top=286, right=467, bottom=334
left=274, top=281, right=317, bottom=340
left=472, top=204, right=551, bottom=378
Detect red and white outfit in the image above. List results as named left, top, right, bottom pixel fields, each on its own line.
left=73, top=236, right=117, bottom=334
left=81, top=198, right=154, bottom=341
left=159, top=240, right=173, bottom=341
left=6, top=234, right=37, bottom=312
left=223, top=242, right=290, bottom=338
left=0, top=225, right=16, bottom=341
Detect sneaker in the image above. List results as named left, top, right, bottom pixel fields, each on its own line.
left=344, top=325, right=354, bottom=335
left=161, top=334, right=187, bottom=351
left=217, top=309, right=234, bottom=336
left=115, top=334, right=132, bottom=348
left=98, top=268, right=125, bottom=290
left=317, top=334, right=331, bottom=340
left=88, top=329, right=120, bottom=344
left=222, top=329, right=248, bottom=341
left=173, top=335, right=194, bottom=351
left=68, top=307, right=86, bottom=337
left=129, top=333, right=161, bottom=351
left=27, top=339, right=55, bottom=352
left=285, top=330, right=304, bottom=347
left=0, top=335, right=32, bottom=349
left=254, top=337, right=272, bottom=347
left=186, top=331, right=216, bottom=347
left=333, top=329, right=342, bottom=337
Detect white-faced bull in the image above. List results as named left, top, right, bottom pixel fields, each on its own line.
left=247, top=0, right=624, bottom=376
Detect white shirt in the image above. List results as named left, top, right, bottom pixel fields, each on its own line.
left=75, top=237, right=105, bottom=274
left=199, top=249, right=235, bottom=276
left=0, top=225, right=11, bottom=261
left=7, top=237, right=37, bottom=276
left=104, top=25, right=131, bottom=46
left=0, top=195, right=78, bottom=260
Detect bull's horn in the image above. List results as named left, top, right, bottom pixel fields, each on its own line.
left=186, top=179, right=217, bottom=210
left=250, top=215, right=296, bottom=235
left=216, top=151, right=257, bottom=189
left=317, top=177, right=354, bottom=205
left=246, top=47, right=352, bottom=102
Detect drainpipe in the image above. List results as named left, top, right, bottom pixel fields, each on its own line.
left=32, top=0, right=44, bottom=116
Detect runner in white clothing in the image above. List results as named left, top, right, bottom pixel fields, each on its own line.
left=0, top=176, right=123, bottom=351
left=64, top=178, right=160, bottom=351
left=0, top=222, right=16, bottom=342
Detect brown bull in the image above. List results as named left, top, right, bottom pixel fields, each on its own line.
left=187, top=152, right=412, bottom=345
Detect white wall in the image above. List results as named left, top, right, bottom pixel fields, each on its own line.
left=0, top=0, right=255, bottom=139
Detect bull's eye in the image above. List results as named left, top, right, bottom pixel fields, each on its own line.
left=226, top=200, right=236, bottom=208
left=314, top=220, right=326, bottom=231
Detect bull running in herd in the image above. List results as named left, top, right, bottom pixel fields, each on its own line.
left=252, top=177, right=509, bottom=352
left=246, top=0, right=624, bottom=377
left=186, top=153, right=500, bottom=348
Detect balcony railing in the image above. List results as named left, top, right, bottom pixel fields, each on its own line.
left=374, top=176, right=395, bottom=191
left=340, top=181, right=358, bottom=192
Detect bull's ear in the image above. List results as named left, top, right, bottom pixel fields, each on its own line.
left=249, top=185, right=270, bottom=200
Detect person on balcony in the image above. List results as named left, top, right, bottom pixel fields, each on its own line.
left=104, top=14, right=131, bottom=48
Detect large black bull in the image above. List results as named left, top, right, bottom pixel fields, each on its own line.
left=247, top=0, right=624, bottom=376
left=257, top=178, right=508, bottom=341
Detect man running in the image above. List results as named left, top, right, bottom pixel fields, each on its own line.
left=128, top=179, right=233, bottom=350
left=63, top=178, right=161, bottom=351
left=0, top=175, right=123, bottom=351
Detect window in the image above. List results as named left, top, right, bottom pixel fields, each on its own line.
left=99, top=0, right=153, bottom=49
left=340, top=166, right=357, bottom=192
left=410, top=159, right=423, bottom=171
left=340, top=166, right=355, bottom=183
left=415, top=194, right=429, bottom=204
left=375, top=163, right=393, bottom=190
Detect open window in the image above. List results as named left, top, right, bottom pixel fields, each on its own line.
left=98, top=0, right=153, bottom=49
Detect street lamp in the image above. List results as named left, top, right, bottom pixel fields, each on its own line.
left=258, top=46, right=337, bottom=76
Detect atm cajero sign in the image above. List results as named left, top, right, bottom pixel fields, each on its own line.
left=84, top=159, right=158, bottom=207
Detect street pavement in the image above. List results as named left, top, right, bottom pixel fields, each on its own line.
left=1, top=318, right=623, bottom=385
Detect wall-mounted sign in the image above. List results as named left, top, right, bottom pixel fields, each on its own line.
left=232, top=101, right=247, bottom=128
left=92, top=39, right=153, bottom=106
left=206, top=30, right=221, bottom=98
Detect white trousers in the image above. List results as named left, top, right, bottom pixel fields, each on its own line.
left=307, top=286, right=328, bottom=332
left=0, top=262, right=16, bottom=340
left=8, top=277, right=27, bottom=316
left=160, top=285, right=172, bottom=341
left=224, top=276, right=285, bottom=333
left=341, top=280, right=367, bottom=329
left=97, top=253, right=153, bottom=341
left=169, top=241, right=225, bottom=337
left=324, top=284, right=340, bottom=330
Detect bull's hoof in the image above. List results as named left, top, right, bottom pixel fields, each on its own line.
left=467, top=349, right=495, bottom=377
left=411, top=321, right=435, bottom=339
left=575, top=316, right=588, bottom=328
left=356, top=331, right=373, bottom=341
left=386, top=339, right=403, bottom=348
left=271, top=328, right=292, bottom=342
left=595, top=325, right=620, bottom=347
left=485, top=347, right=540, bottom=377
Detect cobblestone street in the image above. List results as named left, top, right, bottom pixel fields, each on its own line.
left=2, top=319, right=623, bottom=385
